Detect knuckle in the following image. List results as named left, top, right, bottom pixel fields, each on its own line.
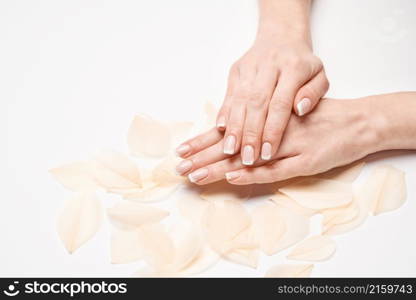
left=301, top=84, right=318, bottom=99
left=264, top=126, right=284, bottom=140
left=270, top=97, right=292, bottom=113
left=246, top=89, right=268, bottom=107
left=243, top=128, right=260, bottom=142
left=188, top=137, right=202, bottom=149
left=285, top=56, right=306, bottom=70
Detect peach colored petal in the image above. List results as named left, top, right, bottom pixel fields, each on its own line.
left=287, top=235, right=336, bottom=262
left=91, top=151, right=141, bottom=190
left=127, top=114, right=171, bottom=158
left=279, top=178, right=353, bottom=210
left=107, top=201, right=169, bottom=229
left=176, top=194, right=209, bottom=225
left=110, top=229, right=144, bottom=264
left=265, top=264, right=314, bottom=278
left=270, top=192, right=316, bottom=217
left=57, top=192, right=103, bottom=253
left=251, top=202, right=286, bottom=255
left=50, top=161, right=98, bottom=192
left=199, top=180, right=253, bottom=202
left=223, top=248, right=259, bottom=269
left=202, top=199, right=251, bottom=254
left=314, top=161, right=365, bottom=182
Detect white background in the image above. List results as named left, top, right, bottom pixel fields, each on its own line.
left=1, top=0, right=415, bottom=277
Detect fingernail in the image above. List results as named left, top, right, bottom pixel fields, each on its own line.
left=175, top=144, right=191, bottom=156
left=297, top=98, right=311, bottom=116
left=188, top=168, right=209, bottom=183
left=223, top=135, right=236, bottom=154
left=242, top=145, right=254, bottom=165
left=217, top=116, right=226, bottom=129
left=261, top=142, right=272, bottom=160
left=225, top=171, right=240, bottom=181
left=175, top=159, right=193, bottom=175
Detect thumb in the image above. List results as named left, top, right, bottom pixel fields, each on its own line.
left=294, top=69, right=330, bottom=116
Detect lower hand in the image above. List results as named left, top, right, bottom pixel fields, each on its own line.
left=176, top=97, right=383, bottom=185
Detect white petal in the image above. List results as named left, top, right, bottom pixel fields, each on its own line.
left=168, top=121, right=194, bottom=149
left=265, top=264, right=314, bottom=278
left=271, top=205, right=310, bottom=253
left=110, top=229, right=143, bottom=264
left=57, top=192, right=103, bottom=253
left=151, top=156, right=185, bottom=186
left=365, top=165, right=407, bottom=216
left=136, top=223, right=175, bottom=270
left=166, top=221, right=203, bottom=272
left=251, top=202, right=286, bottom=255
left=107, top=201, right=169, bottom=229
left=178, top=245, right=220, bottom=276
left=223, top=248, right=259, bottom=268
left=321, top=200, right=359, bottom=229
left=199, top=180, right=253, bottom=202
left=202, top=199, right=251, bottom=254
left=270, top=192, right=316, bottom=217
left=279, top=178, right=353, bottom=210
left=127, top=114, right=171, bottom=158
left=50, top=161, right=98, bottom=192
left=123, top=184, right=179, bottom=203
left=315, top=161, right=365, bottom=182
left=287, top=235, right=336, bottom=262
left=176, top=194, right=209, bottom=225
left=91, top=151, right=142, bottom=190
left=323, top=188, right=372, bottom=236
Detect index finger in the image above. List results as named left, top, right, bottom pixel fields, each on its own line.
left=176, top=127, right=223, bottom=158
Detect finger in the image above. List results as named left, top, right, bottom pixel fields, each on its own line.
left=294, top=69, right=330, bottom=116
left=223, top=66, right=256, bottom=156
left=240, top=68, right=278, bottom=166
left=175, top=127, right=223, bottom=158
left=216, top=64, right=239, bottom=130
left=225, top=155, right=305, bottom=185
left=261, top=74, right=302, bottom=160
left=175, top=140, right=227, bottom=175
left=187, top=155, right=243, bottom=185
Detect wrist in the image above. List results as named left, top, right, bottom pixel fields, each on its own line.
left=256, top=22, right=311, bottom=47
left=368, top=92, right=416, bottom=151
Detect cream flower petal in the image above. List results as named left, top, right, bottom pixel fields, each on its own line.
left=265, top=264, right=314, bottom=278
left=57, top=192, right=103, bottom=253
left=279, top=178, right=353, bottom=210
left=287, top=235, right=336, bottom=262
left=107, top=201, right=169, bottom=229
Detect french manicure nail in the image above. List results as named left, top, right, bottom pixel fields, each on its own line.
left=297, top=98, right=311, bottom=116
left=175, top=144, right=191, bottom=156
left=217, top=116, right=226, bottom=129
left=226, top=171, right=240, bottom=181
left=188, top=168, right=209, bottom=183
left=223, top=135, right=236, bottom=154
left=261, top=142, right=272, bottom=160
left=242, top=145, right=254, bottom=165
left=175, top=159, right=193, bottom=175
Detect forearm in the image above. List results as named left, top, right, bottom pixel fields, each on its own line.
left=256, top=0, right=312, bottom=46
left=366, top=92, right=416, bottom=152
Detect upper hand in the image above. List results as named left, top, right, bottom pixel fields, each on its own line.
left=215, top=37, right=329, bottom=166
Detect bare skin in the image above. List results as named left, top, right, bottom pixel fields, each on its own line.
left=176, top=92, right=416, bottom=185
left=176, top=0, right=329, bottom=166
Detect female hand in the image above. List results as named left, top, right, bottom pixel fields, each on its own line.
left=177, top=0, right=330, bottom=165
left=176, top=97, right=385, bottom=185
left=216, top=37, right=329, bottom=167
